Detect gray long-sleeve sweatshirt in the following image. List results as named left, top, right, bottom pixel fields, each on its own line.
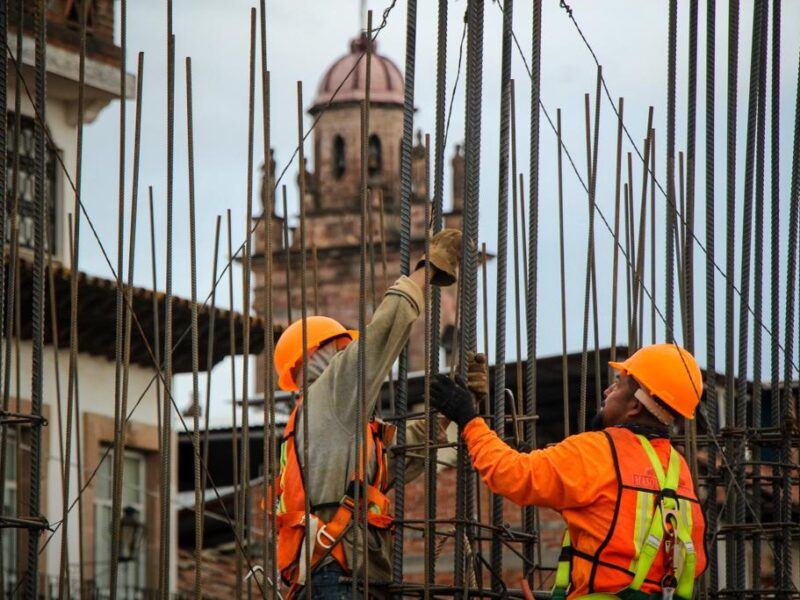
left=293, top=275, right=446, bottom=591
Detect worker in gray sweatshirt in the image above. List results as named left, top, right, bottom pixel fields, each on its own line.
left=273, top=228, right=467, bottom=598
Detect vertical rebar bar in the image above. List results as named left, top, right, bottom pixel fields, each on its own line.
left=459, top=0, right=485, bottom=592
left=556, top=110, right=569, bottom=439
left=610, top=98, right=624, bottom=363
left=25, top=1, right=47, bottom=596
left=109, top=0, right=129, bottom=591
left=780, top=15, right=800, bottom=596
left=394, top=0, right=417, bottom=583
left=665, top=0, right=677, bottom=343
left=704, top=0, right=720, bottom=591
left=242, top=13, right=258, bottom=599
left=57, top=0, right=88, bottom=595
left=296, top=79, right=313, bottom=599
left=158, top=0, right=176, bottom=588
left=492, top=0, right=514, bottom=585
left=228, top=209, right=243, bottom=600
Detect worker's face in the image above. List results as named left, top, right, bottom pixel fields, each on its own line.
left=596, top=371, right=638, bottom=429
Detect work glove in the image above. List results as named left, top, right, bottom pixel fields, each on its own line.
left=465, top=352, right=489, bottom=400
left=415, top=228, right=463, bottom=287
left=430, top=374, right=478, bottom=428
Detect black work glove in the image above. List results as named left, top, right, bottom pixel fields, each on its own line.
left=430, top=374, right=478, bottom=428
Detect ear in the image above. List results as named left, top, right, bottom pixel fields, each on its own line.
left=624, top=392, right=646, bottom=420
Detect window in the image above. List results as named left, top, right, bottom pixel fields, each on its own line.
left=368, top=135, right=382, bottom=177
left=5, top=112, right=58, bottom=254
left=333, top=135, right=346, bottom=180
left=94, top=449, right=146, bottom=597
left=1, top=430, right=17, bottom=586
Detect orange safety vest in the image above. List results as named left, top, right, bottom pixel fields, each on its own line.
left=275, top=398, right=396, bottom=589
left=557, top=427, right=706, bottom=597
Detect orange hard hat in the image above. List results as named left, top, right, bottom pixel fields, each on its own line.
left=608, top=343, right=703, bottom=419
left=274, top=316, right=358, bottom=392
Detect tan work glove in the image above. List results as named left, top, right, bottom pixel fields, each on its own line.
left=466, top=351, right=489, bottom=400
left=415, top=228, right=463, bottom=286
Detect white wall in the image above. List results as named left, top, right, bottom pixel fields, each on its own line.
left=10, top=340, right=176, bottom=590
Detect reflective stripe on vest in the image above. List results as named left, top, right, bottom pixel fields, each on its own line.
left=552, top=432, right=698, bottom=599
left=275, top=398, right=395, bottom=587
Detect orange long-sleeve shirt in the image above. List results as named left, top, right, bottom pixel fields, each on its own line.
left=463, top=418, right=707, bottom=597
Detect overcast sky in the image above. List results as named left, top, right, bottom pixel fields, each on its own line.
left=77, top=0, right=800, bottom=422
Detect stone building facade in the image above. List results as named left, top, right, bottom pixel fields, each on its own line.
left=252, top=33, right=466, bottom=386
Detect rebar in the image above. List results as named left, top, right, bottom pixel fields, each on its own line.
left=492, top=0, right=514, bottom=584
left=556, top=110, right=569, bottom=439
left=610, top=98, right=624, bottom=363
left=24, top=2, right=48, bottom=596
left=393, top=0, right=417, bottom=584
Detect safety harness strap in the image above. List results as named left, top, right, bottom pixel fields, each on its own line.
left=551, top=436, right=697, bottom=599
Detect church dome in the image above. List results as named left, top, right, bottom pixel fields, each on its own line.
left=310, top=34, right=404, bottom=113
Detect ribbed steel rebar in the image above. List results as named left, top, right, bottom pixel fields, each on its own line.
left=259, top=0, right=277, bottom=593
left=109, top=0, right=128, bottom=591
left=358, top=16, right=374, bottom=593
left=201, top=216, right=221, bottom=548
left=704, top=0, right=720, bottom=592
left=751, top=4, right=769, bottom=588
left=242, top=13, right=258, bottom=598
left=158, top=2, right=176, bottom=590
left=723, top=0, right=740, bottom=586
left=492, top=0, right=514, bottom=588
left=458, top=1, right=484, bottom=592
left=557, top=110, right=569, bottom=442
left=185, top=55, right=203, bottom=600
left=227, top=209, right=243, bottom=600
left=610, top=99, right=624, bottom=363
left=735, top=4, right=766, bottom=591
left=25, top=2, right=47, bottom=597
left=149, top=188, right=163, bottom=446
left=426, top=0, right=447, bottom=588
left=781, top=24, right=800, bottom=598
left=58, top=2, right=88, bottom=594
left=686, top=0, right=699, bottom=355
left=665, top=0, right=676, bottom=343
left=770, top=0, right=784, bottom=593
left=296, top=79, right=313, bottom=599
left=393, top=0, right=417, bottom=585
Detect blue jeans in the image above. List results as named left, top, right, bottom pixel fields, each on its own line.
left=298, top=563, right=352, bottom=600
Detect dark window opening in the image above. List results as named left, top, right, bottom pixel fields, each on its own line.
left=333, top=135, right=346, bottom=180
left=5, top=112, right=58, bottom=254
left=368, top=135, right=382, bottom=177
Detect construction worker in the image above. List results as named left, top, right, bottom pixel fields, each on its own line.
left=273, top=229, right=463, bottom=599
left=430, top=344, right=708, bottom=599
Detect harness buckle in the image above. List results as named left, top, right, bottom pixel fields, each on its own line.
left=316, top=525, right=337, bottom=550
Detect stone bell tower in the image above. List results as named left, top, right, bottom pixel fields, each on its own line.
left=253, top=33, right=465, bottom=389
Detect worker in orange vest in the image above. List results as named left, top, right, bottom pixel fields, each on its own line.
left=430, top=344, right=708, bottom=599
left=273, top=229, right=464, bottom=599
